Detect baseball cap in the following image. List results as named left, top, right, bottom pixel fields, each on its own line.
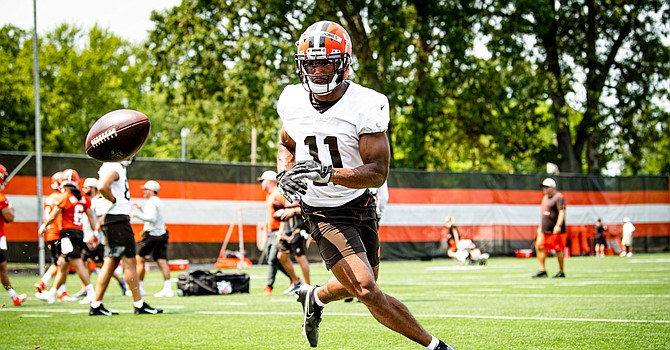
left=541, top=178, right=556, bottom=188
left=623, top=217, right=630, bottom=223
left=83, top=178, right=98, bottom=188
left=257, top=170, right=277, bottom=182
left=141, top=180, right=160, bottom=193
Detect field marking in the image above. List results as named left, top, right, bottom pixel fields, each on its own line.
left=430, top=292, right=670, bottom=298
left=3, top=308, right=668, bottom=324
left=193, top=310, right=670, bottom=324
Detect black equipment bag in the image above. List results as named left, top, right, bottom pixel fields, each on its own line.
left=177, top=270, right=250, bottom=296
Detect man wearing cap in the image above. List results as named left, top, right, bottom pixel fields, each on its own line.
left=258, top=170, right=302, bottom=296
left=533, top=178, right=567, bottom=278
left=131, top=180, right=173, bottom=297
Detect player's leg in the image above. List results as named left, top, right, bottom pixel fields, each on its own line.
left=329, top=252, right=433, bottom=347
left=295, top=254, right=311, bottom=285
left=136, top=255, right=147, bottom=281
left=277, top=239, right=302, bottom=294
left=533, top=232, right=548, bottom=277
left=93, top=256, right=118, bottom=301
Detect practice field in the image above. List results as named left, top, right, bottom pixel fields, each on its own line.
left=1, top=254, right=669, bottom=349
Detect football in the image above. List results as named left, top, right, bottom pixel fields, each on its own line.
left=85, top=109, right=151, bottom=162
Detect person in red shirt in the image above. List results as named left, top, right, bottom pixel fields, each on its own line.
left=0, top=163, right=27, bottom=306
left=34, top=171, right=67, bottom=296
left=38, top=169, right=97, bottom=304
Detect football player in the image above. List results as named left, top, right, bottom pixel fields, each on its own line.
left=0, top=163, right=27, bottom=306
left=37, top=169, right=97, bottom=304
left=34, top=171, right=68, bottom=298
left=276, top=21, right=454, bottom=349
left=89, top=159, right=162, bottom=316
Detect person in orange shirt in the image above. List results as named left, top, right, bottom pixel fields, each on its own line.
left=34, top=171, right=69, bottom=298
left=0, top=163, right=27, bottom=306
left=38, top=169, right=97, bottom=304
left=259, top=170, right=299, bottom=296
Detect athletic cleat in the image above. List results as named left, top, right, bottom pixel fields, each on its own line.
left=283, top=279, right=303, bottom=295
left=72, top=289, right=87, bottom=299
left=34, top=280, right=47, bottom=293
left=552, top=272, right=566, bottom=278
left=78, top=295, right=95, bottom=305
left=297, top=284, right=323, bottom=347
left=134, top=301, right=163, bottom=315
left=154, top=289, right=174, bottom=298
left=435, top=340, right=457, bottom=350
left=531, top=271, right=548, bottom=278
left=12, top=293, right=27, bottom=306
left=57, top=292, right=76, bottom=302
left=36, top=291, right=56, bottom=304
left=89, top=303, right=118, bottom=316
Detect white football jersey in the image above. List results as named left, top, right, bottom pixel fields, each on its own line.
left=277, top=81, right=390, bottom=207
left=98, top=162, right=131, bottom=215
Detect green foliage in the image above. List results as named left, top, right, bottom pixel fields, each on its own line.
left=1, top=1, right=669, bottom=175
left=0, top=26, right=34, bottom=151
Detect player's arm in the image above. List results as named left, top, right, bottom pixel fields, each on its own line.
left=554, top=208, right=566, bottom=234
left=85, top=207, right=97, bottom=231
left=39, top=206, right=62, bottom=234
left=331, top=131, right=390, bottom=189
left=453, top=226, right=460, bottom=243
left=134, top=200, right=157, bottom=223
left=1, top=204, right=15, bottom=223
left=277, top=127, right=297, bottom=172
left=98, top=169, right=119, bottom=203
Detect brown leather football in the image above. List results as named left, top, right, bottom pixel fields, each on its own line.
left=85, top=109, right=151, bottom=162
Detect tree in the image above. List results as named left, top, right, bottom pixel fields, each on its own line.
left=0, top=25, right=35, bottom=151
left=481, top=0, right=670, bottom=174
left=0, top=24, right=147, bottom=155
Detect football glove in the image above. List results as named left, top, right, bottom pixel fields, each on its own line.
left=291, top=159, right=333, bottom=184
left=276, top=170, right=308, bottom=202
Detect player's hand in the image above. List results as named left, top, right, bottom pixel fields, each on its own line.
left=291, top=159, right=332, bottom=184
left=38, top=224, right=46, bottom=235
left=276, top=170, right=308, bottom=202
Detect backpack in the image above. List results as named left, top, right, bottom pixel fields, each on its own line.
left=177, top=270, right=250, bottom=296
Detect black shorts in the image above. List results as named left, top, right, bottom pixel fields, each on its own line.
left=46, top=239, right=62, bottom=264
left=301, top=191, right=379, bottom=270
left=82, top=243, right=105, bottom=263
left=102, top=214, right=136, bottom=258
left=0, top=248, right=5, bottom=263
left=137, top=233, right=168, bottom=261
left=278, top=233, right=308, bottom=257
left=594, top=235, right=606, bottom=245
left=60, top=229, right=85, bottom=261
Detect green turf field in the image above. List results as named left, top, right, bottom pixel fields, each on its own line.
left=1, top=253, right=669, bottom=349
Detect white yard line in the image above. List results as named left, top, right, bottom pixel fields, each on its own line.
left=3, top=307, right=668, bottom=324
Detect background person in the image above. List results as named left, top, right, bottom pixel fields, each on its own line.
left=621, top=217, right=635, bottom=257
left=441, top=216, right=461, bottom=260
left=77, top=177, right=126, bottom=299
left=275, top=201, right=311, bottom=291
left=0, top=163, right=27, bottom=306
left=594, top=218, right=607, bottom=258
left=276, top=20, right=454, bottom=349
left=90, top=159, right=162, bottom=316
left=37, top=169, right=97, bottom=304
left=131, top=180, right=173, bottom=297
left=34, top=171, right=65, bottom=296
left=258, top=170, right=295, bottom=296
left=532, top=178, right=567, bottom=278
